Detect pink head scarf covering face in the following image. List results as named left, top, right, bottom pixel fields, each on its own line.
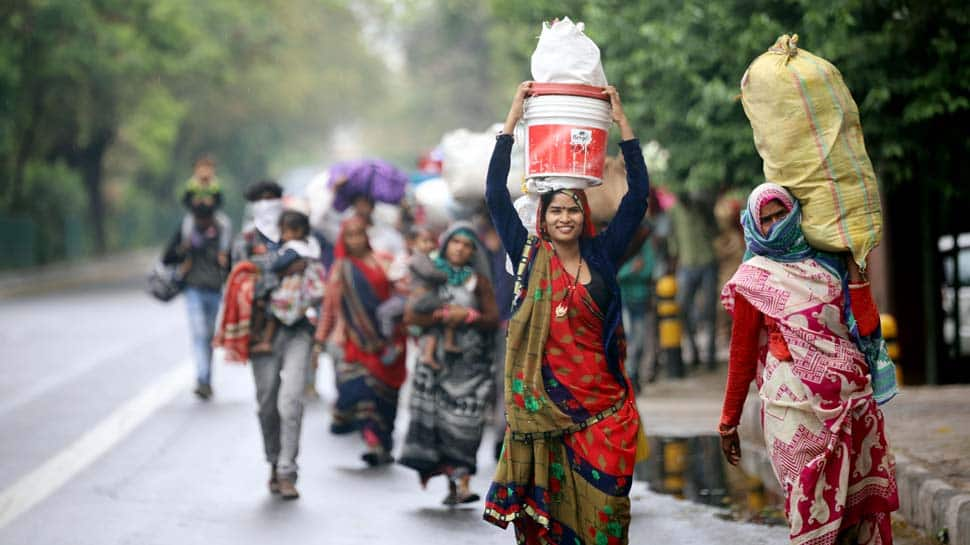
left=745, top=182, right=794, bottom=235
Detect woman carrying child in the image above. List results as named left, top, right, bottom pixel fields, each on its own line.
left=399, top=221, right=500, bottom=505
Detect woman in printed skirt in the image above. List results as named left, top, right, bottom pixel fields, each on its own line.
left=719, top=183, right=898, bottom=545
left=399, top=221, right=499, bottom=505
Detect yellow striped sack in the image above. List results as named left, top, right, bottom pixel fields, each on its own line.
left=740, top=34, right=882, bottom=268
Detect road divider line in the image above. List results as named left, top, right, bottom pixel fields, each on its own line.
left=0, top=360, right=193, bottom=529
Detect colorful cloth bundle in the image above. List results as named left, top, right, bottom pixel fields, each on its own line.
left=212, top=261, right=258, bottom=364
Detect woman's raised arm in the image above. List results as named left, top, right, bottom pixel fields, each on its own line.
left=600, top=86, right=650, bottom=264
left=485, top=82, right=532, bottom=263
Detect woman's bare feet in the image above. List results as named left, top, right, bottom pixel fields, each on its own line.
left=419, top=357, right=442, bottom=370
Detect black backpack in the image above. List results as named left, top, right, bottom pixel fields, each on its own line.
left=148, top=227, right=187, bottom=302
left=147, top=260, right=185, bottom=302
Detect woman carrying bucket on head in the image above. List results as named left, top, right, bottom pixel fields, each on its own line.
left=483, top=80, right=650, bottom=545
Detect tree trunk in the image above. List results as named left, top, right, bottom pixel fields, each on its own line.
left=10, top=91, right=43, bottom=208
left=9, top=17, right=44, bottom=208
left=79, top=129, right=114, bottom=254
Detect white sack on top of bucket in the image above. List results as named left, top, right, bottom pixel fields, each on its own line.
left=531, top=17, right=607, bottom=86
left=440, top=124, right=524, bottom=204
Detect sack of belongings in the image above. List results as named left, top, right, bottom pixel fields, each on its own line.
left=740, top=34, right=882, bottom=268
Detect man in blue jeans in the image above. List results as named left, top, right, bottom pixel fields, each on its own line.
left=164, top=191, right=231, bottom=399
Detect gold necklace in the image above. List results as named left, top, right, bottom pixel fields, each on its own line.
left=555, top=258, right=583, bottom=318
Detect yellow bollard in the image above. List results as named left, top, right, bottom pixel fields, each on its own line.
left=662, top=439, right=687, bottom=498
left=656, top=275, right=684, bottom=378
left=880, top=314, right=902, bottom=387
left=746, top=476, right=766, bottom=512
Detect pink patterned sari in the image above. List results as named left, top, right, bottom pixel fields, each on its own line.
left=722, top=256, right=898, bottom=545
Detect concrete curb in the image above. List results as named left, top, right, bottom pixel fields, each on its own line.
left=741, top=396, right=970, bottom=545
left=894, top=452, right=970, bottom=545
left=0, top=249, right=157, bottom=299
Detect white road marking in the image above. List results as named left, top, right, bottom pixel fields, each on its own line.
left=0, top=360, right=193, bottom=529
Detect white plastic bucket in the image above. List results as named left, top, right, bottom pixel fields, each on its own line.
left=523, top=93, right=612, bottom=185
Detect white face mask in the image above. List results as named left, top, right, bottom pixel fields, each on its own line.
left=251, top=199, right=283, bottom=242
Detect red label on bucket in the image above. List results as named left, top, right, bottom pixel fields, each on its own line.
left=527, top=124, right=608, bottom=180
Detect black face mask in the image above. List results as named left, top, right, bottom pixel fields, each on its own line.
left=192, top=203, right=215, bottom=218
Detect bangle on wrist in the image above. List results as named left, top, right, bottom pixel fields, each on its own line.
left=718, top=424, right=738, bottom=436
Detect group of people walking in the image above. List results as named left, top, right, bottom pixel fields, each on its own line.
left=161, top=80, right=898, bottom=544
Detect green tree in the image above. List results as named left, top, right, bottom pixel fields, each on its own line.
left=351, top=0, right=520, bottom=163
left=0, top=0, right=387, bottom=262
left=489, top=0, right=969, bottom=195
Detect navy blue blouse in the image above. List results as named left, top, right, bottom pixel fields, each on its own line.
left=485, top=134, right=650, bottom=381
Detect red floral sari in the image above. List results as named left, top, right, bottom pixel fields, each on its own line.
left=486, top=241, right=642, bottom=545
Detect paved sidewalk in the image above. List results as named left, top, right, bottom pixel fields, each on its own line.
left=0, top=249, right=157, bottom=299
left=637, top=369, right=970, bottom=545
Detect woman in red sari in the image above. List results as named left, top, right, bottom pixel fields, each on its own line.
left=484, top=82, right=650, bottom=545
left=314, top=216, right=406, bottom=466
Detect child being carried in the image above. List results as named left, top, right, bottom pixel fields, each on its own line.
left=375, top=227, right=457, bottom=369
left=251, top=211, right=327, bottom=354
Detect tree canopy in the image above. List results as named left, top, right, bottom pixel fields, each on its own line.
left=0, top=0, right=387, bottom=262
left=2, top=1, right=966, bottom=267
left=489, top=0, right=969, bottom=196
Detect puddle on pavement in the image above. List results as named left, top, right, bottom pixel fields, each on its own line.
left=634, top=435, right=787, bottom=526
left=634, top=435, right=941, bottom=543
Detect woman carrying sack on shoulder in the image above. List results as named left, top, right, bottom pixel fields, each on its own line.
left=719, top=183, right=899, bottom=545
left=483, top=81, right=650, bottom=545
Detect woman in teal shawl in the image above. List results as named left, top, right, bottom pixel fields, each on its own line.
left=400, top=222, right=500, bottom=505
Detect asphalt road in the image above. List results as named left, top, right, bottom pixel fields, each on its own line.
left=0, top=283, right=789, bottom=544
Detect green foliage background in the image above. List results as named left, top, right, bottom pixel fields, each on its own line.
left=489, top=0, right=969, bottom=196
left=0, top=0, right=392, bottom=265
left=1, top=0, right=967, bottom=268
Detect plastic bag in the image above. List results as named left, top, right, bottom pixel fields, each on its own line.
left=740, top=34, right=882, bottom=267
left=525, top=176, right=599, bottom=193
left=439, top=124, right=525, bottom=204
left=441, top=129, right=495, bottom=203
left=505, top=194, right=541, bottom=274
left=531, top=17, right=607, bottom=86
left=413, top=177, right=457, bottom=231
left=513, top=194, right=540, bottom=237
